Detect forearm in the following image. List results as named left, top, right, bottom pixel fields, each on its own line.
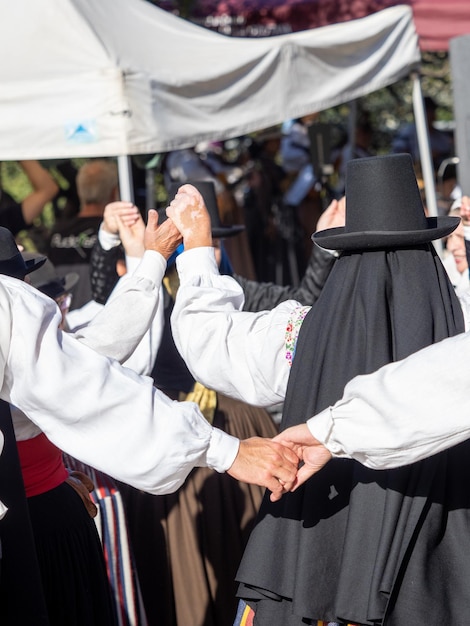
left=72, top=250, right=166, bottom=363
left=307, top=330, right=470, bottom=468
left=19, top=160, right=59, bottom=224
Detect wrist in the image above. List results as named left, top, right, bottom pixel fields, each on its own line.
left=101, top=223, right=118, bottom=235
left=183, top=235, right=212, bottom=250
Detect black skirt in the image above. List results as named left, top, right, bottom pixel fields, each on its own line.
left=27, top=481, right=117, bottom=626
left=236, top=247, right=469, bottom=625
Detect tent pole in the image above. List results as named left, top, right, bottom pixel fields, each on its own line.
left=411, top=72, right=442, bottom=254
left=117, top=155, right=135, bottom=203
left=347, top=99, right=357, bottom=160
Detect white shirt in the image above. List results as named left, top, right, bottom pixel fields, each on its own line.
left=0, top=251, right=239, bottom=497
left=172, top=246, right=470, bottom=470
left=66, top=257, right=165, bottom=377
left=12, top=250, right=165, bottom=442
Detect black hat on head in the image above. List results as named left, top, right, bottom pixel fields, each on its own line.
left=166, top=180, right=245, bottom=238
left=313, top=153, right=460, bottom=251
left=21, top=253, right=79, bottom=299
left=0, top=227, right=47, bottom=279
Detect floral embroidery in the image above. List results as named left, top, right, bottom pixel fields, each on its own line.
left=285, top=306, right=309, bottom=366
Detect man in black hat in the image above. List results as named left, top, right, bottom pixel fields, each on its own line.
left=169, top=153, right=468, bottom=625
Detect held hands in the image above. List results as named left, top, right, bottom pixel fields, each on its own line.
left=144, top=209, right=182, bottom=260
left=227, top=427, right=333, bottom=502
left=165, top=184, right=212, bottom=249
left=270, top=424, right=332, bottom=501
left=226, top=437, right=300, bottom=501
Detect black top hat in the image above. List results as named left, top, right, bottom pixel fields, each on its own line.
left=21, top=253, right=79, bottom=299
left=0, top=227, right=47, bottom=279
left=166, top=180, right=245, bottom=238
left=313, top=153, right=459, bottom=251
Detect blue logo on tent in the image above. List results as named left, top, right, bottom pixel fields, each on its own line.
left=65, top=121, right=97, bottom=144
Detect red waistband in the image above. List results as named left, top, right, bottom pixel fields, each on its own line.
left=16, top=433, right=68, bottom=498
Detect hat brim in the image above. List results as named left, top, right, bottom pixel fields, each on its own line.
left=312, top=216, right=460, bottom=251
left=24, top=256, right=47, bottom=274
left=39, top=272, right=80, bottom=299
left=63, top=272, right=80, bottom=293
left=212, top=224, right=245, bottom=238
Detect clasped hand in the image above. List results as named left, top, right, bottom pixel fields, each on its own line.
left=227, top=424, right=332, bottom=502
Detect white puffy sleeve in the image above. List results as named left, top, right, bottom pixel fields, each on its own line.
left=172, top=247, right=302, bottom=408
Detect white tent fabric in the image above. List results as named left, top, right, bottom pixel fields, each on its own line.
left=0, top=0, right=420, bottom=159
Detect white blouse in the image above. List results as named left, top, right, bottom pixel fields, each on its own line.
left=0, top=250, right=239, bottom=499
left=172, top=246, right=470, bottom=470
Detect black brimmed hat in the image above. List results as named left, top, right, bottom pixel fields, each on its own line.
left=313, top=153, right=459, bottom=251
left=0, top=227, right=46, bottom=279
left=21, top=253, right=79, bottom=299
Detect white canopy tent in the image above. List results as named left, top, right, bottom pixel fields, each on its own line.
left=0, top=0, right=436, bottom=212
left=0, top=0, right=420, bottom=158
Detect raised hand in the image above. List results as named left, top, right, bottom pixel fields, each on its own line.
left=226, top=436, right=300, bottom=501
left=115, top=211, right=146, bottom=258
left=165, top=184, right=212, bottom=249
left=315, top=196, right=346, bottom=232
left=143, top=209, right=182, bottom=260
left=101, top=201, right=140, bottom=235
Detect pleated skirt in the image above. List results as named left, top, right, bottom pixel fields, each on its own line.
left=27, top=481, right=118, bottom=626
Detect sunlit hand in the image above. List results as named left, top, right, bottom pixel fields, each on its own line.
left=165, top=184, right=212, bottom=249
left=102, top=201, right=140, bottom=234
left=115, top=212, right=146, bottom=258
left=226, top=436, right=300, bottom=501
left=315, top=196, right=346, bottom=232
left=144, top=209, right=182, bottom=260
left=270, top=424, right=332, bottom=501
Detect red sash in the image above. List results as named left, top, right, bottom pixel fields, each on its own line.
left=16, top=433, right=68, bottom=497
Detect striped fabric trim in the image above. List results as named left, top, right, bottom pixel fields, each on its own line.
left=63, top=455, right=147, bottom=626
left=233, top=601, right=357, bottom=626
left=234, top=600, right=254, bottom=626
